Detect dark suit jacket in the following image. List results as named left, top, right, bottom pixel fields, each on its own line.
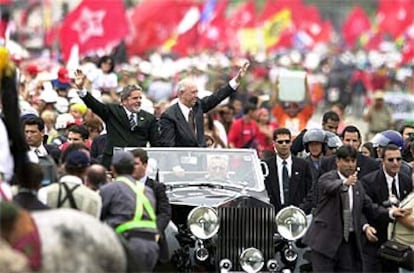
left=320, top=152, right=380, bottom=178
left=159, top=83, right=235, bottom=147
left=13, top=192, right=50, bottom=211
left=145, top=177, right=171, bottom=262
left=360, top=169, right=412, bottom=245
left=263, top=153, right=314, bottom=214
left=81, top=93, right=160, bottom=167
left=303, top=170, right=389, bottom=260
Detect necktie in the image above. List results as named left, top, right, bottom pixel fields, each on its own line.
left=392, top=178, right=399, bottom=199
left=188, top=109, right=195, bottom=135
left=341, top=185, right=354, bottom=242
left=282, top=160, right=289, bottom=204
left=34, top=148, right=42, bottom=157
left=129, top=113, right=137, bottom=130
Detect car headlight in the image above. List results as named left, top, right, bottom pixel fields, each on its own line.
left=275, top=206, right=308, bottom=241
left=239, top=248, right=264, bottom=273
left=187, top=206, right=219, bottom=239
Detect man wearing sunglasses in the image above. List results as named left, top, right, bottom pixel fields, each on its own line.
left=360, top=144, right=413, bottom=273
left=263, top=127, right=314, bottom=214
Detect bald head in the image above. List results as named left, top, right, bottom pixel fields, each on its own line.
left=86, top=164, right=107, bottom=191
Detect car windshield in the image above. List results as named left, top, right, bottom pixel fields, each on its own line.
left=134, top=148, right=265, bottom=192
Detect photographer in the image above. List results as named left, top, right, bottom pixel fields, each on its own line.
left=361, top=144, right=413, bottom=273
left=400, top=124, right=414, bottom=162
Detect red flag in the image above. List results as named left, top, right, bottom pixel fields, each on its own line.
left=196, top=0, right=229, bottom=52
left=260, top=0, right=302, bottom=22
left=341, top=6, right=371, bottom=48
left=401, top=39, right=414, bottom=65
left=292, top=4, right=323, bottom=49
left=45, top=23, right=61, bottom=47
left=227, top=0, right=257, bottom=54
left=316, top=21, right=333, bottom=44
left=126, top=0, right=197, bottom=56
left=169, top=6, right=202, bottom=56
left=59, top=0, right=128, bottom=61
left=228, top=0, right=256, bottom=29
left=376, top=0, right=412, bottom=39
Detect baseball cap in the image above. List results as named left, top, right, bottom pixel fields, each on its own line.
left=65, top=150, right=90, bottom=168
left=111, top=151, right=134, bottom=166
left=58, top=67, right=71, bottom=83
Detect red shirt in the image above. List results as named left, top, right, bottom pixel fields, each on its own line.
left=228, top=118, right=259, bottom=148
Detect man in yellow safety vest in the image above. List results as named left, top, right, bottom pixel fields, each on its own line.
left=99, top=151, right=158, bottom=272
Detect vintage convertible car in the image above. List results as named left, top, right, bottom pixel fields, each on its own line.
left=120, top=147, right=308, bottom=273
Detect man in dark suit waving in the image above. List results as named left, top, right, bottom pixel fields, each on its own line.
left=74, top=71, right=160, bottom=168
left=303, top=145, right=410, bottom=273
left=159, top=61, right=250, bottom=147
left=263, top=127, right=314, bottom=214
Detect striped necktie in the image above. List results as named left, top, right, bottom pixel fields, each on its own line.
left=129, top=113, right=137, bottom=130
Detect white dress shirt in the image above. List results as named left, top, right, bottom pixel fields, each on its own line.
left=276, top=155, right=292, bottom=204
left=384, top=171, right=400, bottom=198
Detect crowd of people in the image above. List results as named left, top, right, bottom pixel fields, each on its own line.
left=0, top=49, right=414, bottom=273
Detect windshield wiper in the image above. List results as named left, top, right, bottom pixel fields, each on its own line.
left=167, top=182, right=244, bottom=191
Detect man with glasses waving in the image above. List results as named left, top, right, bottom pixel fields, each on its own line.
left=74, top=70, right=160, bottom=169
left=360, top=144, right=413, bottom=273
left=263, top=127, right=314, bottom=214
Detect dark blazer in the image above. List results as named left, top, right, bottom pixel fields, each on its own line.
left=303, top=170, right=389, bottom=260
left=159, top=83, right=235, bottom=147
left=263, top=153, right=314, bottom=214
left=145, top=177, right=171, bottom=262
left=320, top=152, right=380, bottom=178
left=361, top=169, right=412, bottom=245
left=13, top=192, right=50, bottom=211
left=81, top=93, right=160, bottom=167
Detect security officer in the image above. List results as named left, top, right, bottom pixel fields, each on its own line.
left=100, top=151, right=159, bottom=272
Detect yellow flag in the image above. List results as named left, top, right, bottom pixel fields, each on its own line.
left=262, top=9, right=291, bottom=49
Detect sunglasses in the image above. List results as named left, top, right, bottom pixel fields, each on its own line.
left=386, top=157, right=402, bottom=162
left=275, top=140, right=291, bottom=144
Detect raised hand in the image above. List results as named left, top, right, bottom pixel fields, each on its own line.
left=74, top=69, right=87, bottom=90
left=233, top=61, right=250, bottom=85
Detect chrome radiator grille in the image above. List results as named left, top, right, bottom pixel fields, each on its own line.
left=216, top=207, right=276, bottom=271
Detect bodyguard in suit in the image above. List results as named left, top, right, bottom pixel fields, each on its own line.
left=303, top=145, right=410, bottom=273
left=130, top=148, right=171, bottom=264
left=320, top=125, right=380, bottom=178
left=263, top=128, right=314, bottom=214
left=360, top=144, right=413, bottom=273
left=74, top=70, right=160, bottom=168
left=159, top=61, right=250, bottom=147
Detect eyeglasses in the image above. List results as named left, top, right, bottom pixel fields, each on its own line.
left=386, top=157, right=402, bottom=162
left=275, top=140, right=291, bottom=144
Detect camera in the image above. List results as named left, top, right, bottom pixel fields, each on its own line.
left=382, top=196, right=400, bottom=208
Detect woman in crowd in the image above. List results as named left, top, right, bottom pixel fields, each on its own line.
left=255, top=108, right=278, bottom=158
left=203, top=112, right=227, bottom=148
